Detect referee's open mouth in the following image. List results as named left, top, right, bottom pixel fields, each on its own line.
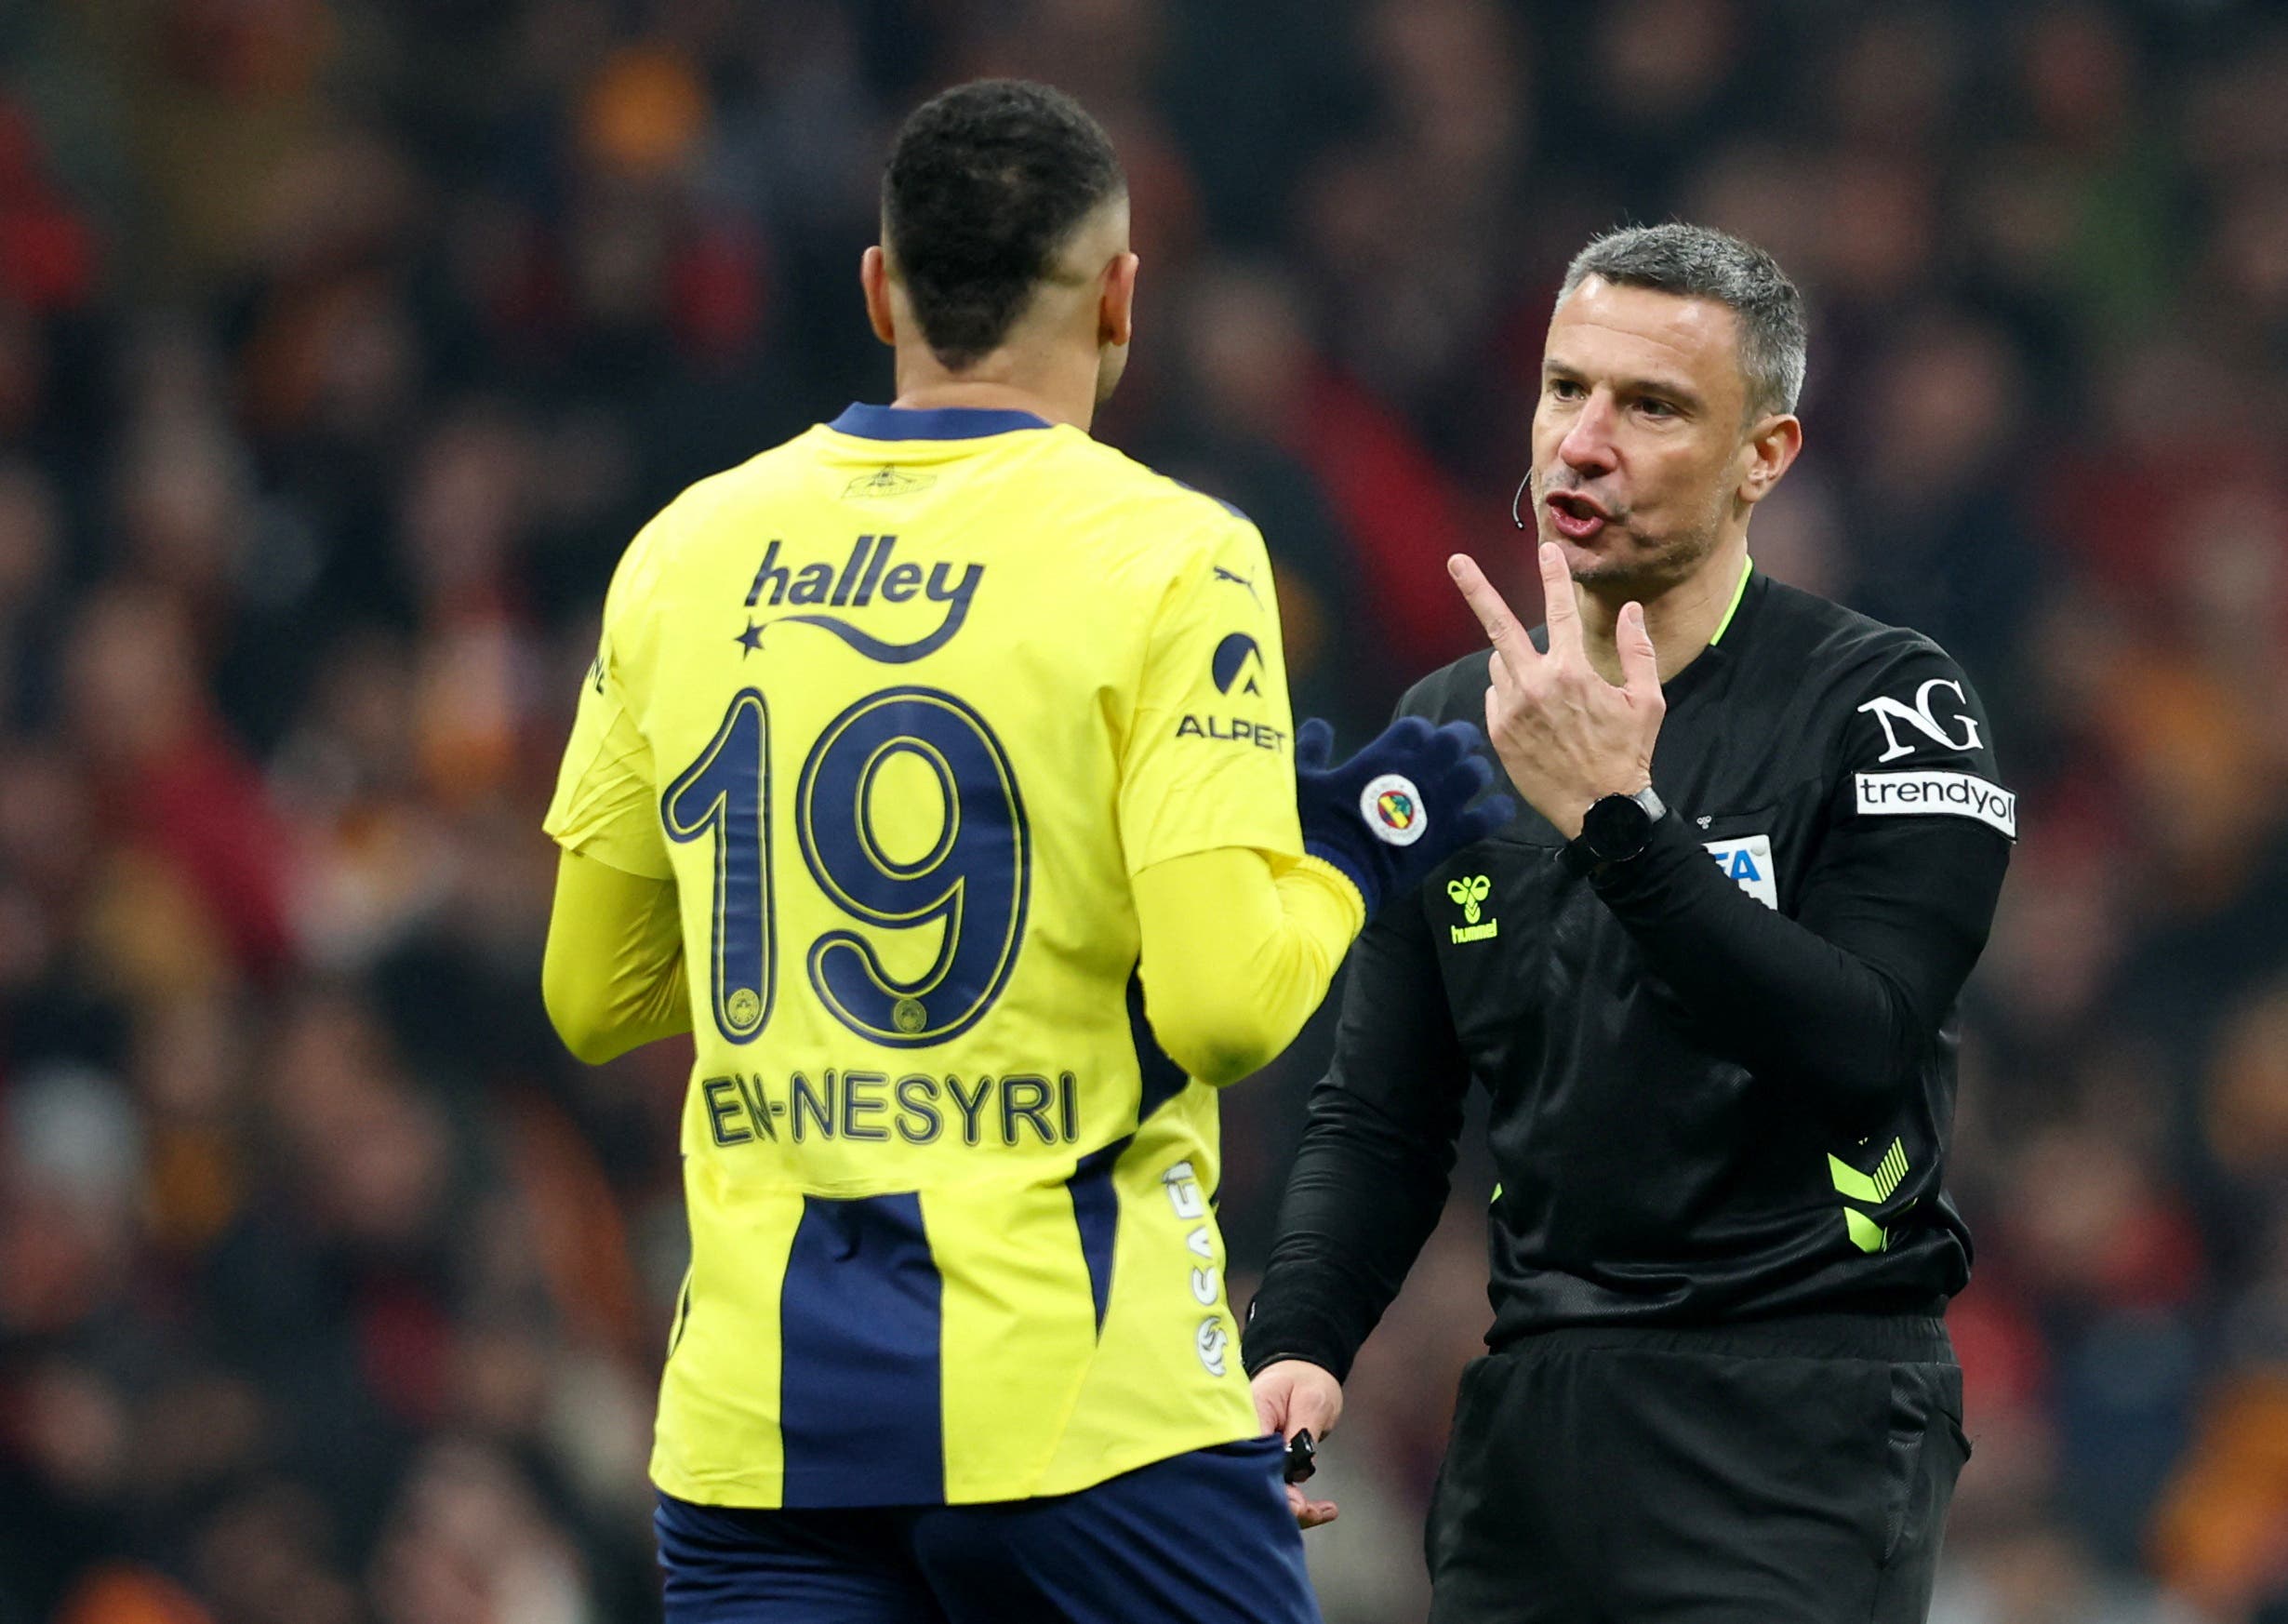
left=1544, top=490, right=1611, bottom=541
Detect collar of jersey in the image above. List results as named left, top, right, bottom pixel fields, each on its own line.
left=1664, top=564, right=1765, bottom=706
left=828, top=403, right=1054, bottom=441
left=1708, top=555, right=1754, bottom=646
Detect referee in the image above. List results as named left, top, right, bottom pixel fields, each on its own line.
left=1244, top=224, right=2014, bottom=1624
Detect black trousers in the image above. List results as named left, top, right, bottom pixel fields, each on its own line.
left=1425, top=1313, right=1969, bottom=1624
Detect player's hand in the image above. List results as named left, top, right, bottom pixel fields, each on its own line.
left=1294, top=715, right=1515, bottom=917
left=1252, top=1359, right=1344, bottom=1529
left=1448, top=542, right=1665, bottom=840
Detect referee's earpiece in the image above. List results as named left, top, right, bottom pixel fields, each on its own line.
left=1511, top=472, right=1533, bottom=529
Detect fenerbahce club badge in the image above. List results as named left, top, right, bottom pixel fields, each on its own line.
left=1361, top=775, right=1428, bottom=845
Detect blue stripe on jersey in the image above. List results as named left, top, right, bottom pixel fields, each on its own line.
left=1168, top=475, right=1251, bottom=523
left=1067, top=1137, right=1131, bottom=1333
left=778, top=1191, right=944, bottom=1506
left=1126, top=971, right=1192, bottom=1122
left=827, top=403, right=1052, bottom=441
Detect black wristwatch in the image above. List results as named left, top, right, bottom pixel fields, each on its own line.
left=1563, top=785, right=1668, bottom=875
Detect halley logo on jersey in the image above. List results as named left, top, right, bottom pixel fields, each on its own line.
left=1703, top=833, right=1778, bottom=910
left=1446, top=874, right=1497, bottom=943
left=1211, top=632, right=1266, bottom=697
left=743, top=536, right=981, bottom=662
left=1856, top=678, right=1982, bottom=763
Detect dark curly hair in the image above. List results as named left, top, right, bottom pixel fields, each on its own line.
left=882, top=80, right=1126, bottom=371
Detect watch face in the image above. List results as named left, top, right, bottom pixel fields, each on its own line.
left=1585, top=792, right=1652, bottom=858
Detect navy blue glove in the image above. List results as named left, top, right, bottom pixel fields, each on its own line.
left=1295, top=716, right=1514, bottom=916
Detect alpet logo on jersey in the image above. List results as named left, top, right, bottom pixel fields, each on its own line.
left=740, top=536, right=981, bottom=662
left=1174, top=632, right=1287, bottom=751
left=1856, top=678, right=1983, bottom=763
left=1446, top=874, right=1497, bottom=943
left=1361, top=775, right=1427, bottom=845
left=1211, top=632, right=1266, bottom=696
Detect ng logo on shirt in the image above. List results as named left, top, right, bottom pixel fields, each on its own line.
left=1856, top=678, right=1982, bottom=763
left=743, top=536, right=982, bottom=662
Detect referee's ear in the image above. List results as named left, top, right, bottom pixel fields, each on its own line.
left=1736, top=413, right=1803, bottom=508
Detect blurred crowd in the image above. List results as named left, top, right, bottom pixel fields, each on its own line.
left=1, top=0, right=2285, bottom=1620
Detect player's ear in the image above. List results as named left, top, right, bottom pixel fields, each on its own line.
left=1737, top=412, right=1802, bottom=508
left=1099, top=250, right=1138, bottom=352
left=861, top=246, right=897, bottom=348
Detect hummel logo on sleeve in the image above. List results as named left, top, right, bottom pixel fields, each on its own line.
left=1854, top=771, right=2016, bottom=838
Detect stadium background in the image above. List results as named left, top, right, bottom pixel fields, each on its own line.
left=2, top=0, right=2284, bottom=1619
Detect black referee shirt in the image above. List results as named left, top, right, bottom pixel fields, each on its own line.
left=1244, top=568, right=2015, bottom=1380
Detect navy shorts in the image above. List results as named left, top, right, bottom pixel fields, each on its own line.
left=655, top=1436, right=1321, bottom=1624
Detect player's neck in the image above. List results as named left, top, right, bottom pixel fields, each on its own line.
left=891, top=351, right=1097, bottom=433
left=1577, top=533, right=1749, bottom=686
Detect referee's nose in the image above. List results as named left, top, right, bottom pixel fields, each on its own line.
left=1556, top=392, right=1621, bottom=479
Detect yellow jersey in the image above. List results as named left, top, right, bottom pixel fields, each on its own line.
left=544, top=403, right=1305, bottom=1508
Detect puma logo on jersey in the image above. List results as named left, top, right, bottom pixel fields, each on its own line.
left=1212, top=565, right=1262, bottom=607
left=743, top=536, right=981, bottom=663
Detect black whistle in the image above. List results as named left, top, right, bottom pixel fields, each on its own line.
left=1283, top=1428, right=1317, bottom=1484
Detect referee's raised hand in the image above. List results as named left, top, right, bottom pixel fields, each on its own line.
left=1448, top=540, right=1666, bottom=840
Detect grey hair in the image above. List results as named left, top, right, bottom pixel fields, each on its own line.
left=1559, top=223, right=1807, bottom=420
